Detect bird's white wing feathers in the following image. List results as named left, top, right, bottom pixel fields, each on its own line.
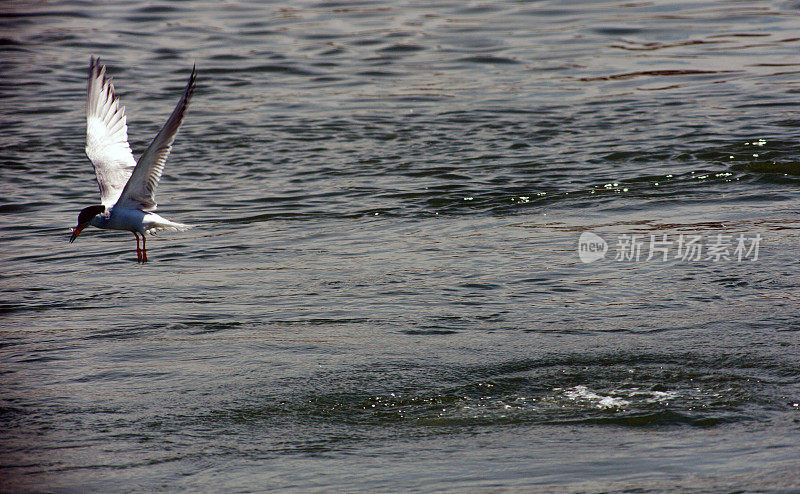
left=115, top=65, right=196, bottom=212
left=85, top=57, right=137, bottom=208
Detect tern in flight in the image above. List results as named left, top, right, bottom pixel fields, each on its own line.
left=69, top=57, right=196, bottom=263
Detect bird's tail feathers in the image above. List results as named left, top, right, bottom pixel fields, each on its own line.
left=145, top=220, right=193, bottom=235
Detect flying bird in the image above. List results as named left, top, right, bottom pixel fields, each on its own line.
left=69, top=57, right=196, bottom=263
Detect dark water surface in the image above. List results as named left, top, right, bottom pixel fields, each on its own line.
left=2, top=1, right=800, bottom=491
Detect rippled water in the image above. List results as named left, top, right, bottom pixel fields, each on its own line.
left=2, top=1, right=800, bottom=491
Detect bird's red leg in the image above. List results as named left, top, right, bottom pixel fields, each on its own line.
left=134, top=232, right=142, bottom=263
left=142, top=235, right=148, bottom=263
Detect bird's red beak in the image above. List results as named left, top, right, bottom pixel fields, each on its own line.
left=69, top=224, right=87, bottom=243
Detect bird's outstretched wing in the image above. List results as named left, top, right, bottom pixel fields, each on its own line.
left=85, top=57, right=137, bottom=208
left=115, top=65, right=196, bottom=212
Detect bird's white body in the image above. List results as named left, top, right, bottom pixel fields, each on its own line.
left=89, top=208, right=191, bottom=236
left=70, top=57, right=196, bottom=262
